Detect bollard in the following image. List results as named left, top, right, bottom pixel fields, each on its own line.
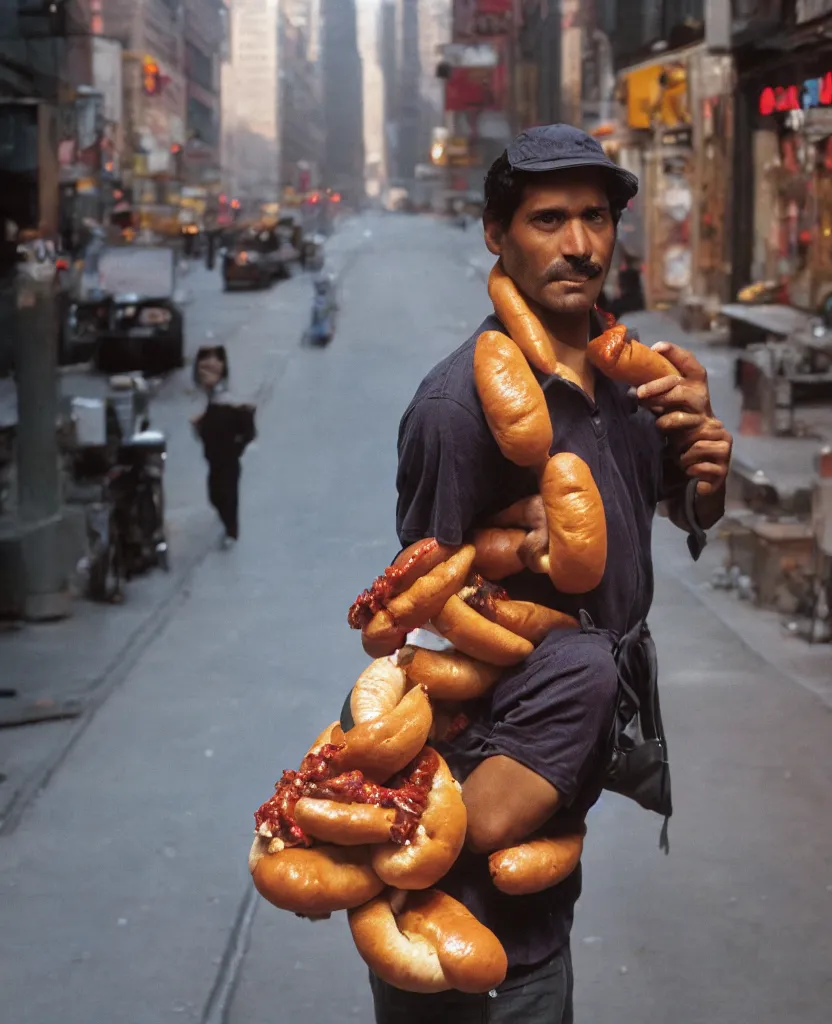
left=14, top=262, right=72, bottom=620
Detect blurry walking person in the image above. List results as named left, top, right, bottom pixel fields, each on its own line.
left=191, top=345, right=256, bottom=548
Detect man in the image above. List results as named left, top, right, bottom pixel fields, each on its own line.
left=370, top=126, right=732, bottom=1022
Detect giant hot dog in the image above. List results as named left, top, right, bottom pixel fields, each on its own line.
left=539, top=452, right=607, bottom=594
left=488, top=832, right=585, bottom=896
left=587, top=324, right=676, bottom=387
left=473, top=331, right=552, bottom=470
left=349, top=889, right=508, bottom=994
left=488, top=263, right=558, bottom=375
left=432, top=595, right=534, bottom=667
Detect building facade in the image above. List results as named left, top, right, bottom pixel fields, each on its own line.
left=731, top=0, right=832, bottom=312
left=221, top=0, right=281, bottom=201
left=321, top=0, right=365, bottom=198
left=183, top=0, right=225, bottom=190
left=280, top=0, right=325, bottom=192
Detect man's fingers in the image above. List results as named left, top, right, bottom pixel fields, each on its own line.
left=685, top=461, right=726, bottom=482
left=651, top=341, right=708, bottom=382
left=518, top=527, right=549, bottom=569
left=640, top=383, right=709, bottom=413
left=635, top=374, right=683, bottom=402
left=654, top=410, right=704, bottom=432
left=678, top=439, right=732, bottom=468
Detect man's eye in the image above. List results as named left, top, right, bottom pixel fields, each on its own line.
left=586, top=210, right=607, bottom=223
left=535, top=212, right=562, bottom=225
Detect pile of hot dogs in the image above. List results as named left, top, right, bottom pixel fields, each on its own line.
left=249, top=265, right=677, bottom=994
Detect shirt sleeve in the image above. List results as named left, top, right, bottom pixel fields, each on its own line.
left=482, top=632, right=619, bottom=806
left=396, top=396, right=497, bottom=547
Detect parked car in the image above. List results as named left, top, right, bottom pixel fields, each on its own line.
left=221, top=225, right=298, bottom=290
left=69, top=246, right=185, bottom=374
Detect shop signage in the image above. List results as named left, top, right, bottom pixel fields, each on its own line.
left=796, top=0, right=832, bottom=26
left=758, top=72, right=832, bottom=115
left=453, top=0, right=512, bottom=40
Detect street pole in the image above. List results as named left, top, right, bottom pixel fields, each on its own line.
left=14, top=262, right=72, bottom=621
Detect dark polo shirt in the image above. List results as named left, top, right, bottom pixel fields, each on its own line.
left=394, top=315, right=684, bottom=972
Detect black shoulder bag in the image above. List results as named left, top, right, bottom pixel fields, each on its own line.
left=579, top=610, right=673, bottom=853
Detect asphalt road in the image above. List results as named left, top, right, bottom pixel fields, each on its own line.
left=1, top=213, right=830, bottom=1024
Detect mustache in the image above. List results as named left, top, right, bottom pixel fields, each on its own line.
left=545, top=257, right=604, bottom=283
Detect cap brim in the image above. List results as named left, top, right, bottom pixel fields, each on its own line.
left=507, top=156, right=639, bottom=201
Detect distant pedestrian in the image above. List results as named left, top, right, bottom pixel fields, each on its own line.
left=191, top=345, right=256, bottom=548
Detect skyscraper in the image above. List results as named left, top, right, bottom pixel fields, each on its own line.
left=221, top=0, right=281, bottom=200
left=321, top=0, right=365, bottom=198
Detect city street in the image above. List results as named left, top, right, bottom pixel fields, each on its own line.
left=1, top=213, right=830, bottom=1024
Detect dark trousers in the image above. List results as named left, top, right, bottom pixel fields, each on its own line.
left=207, top=459, right=240, bottom=539
left=370, top=946, right=573, bottom=1024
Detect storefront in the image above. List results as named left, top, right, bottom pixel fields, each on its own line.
left=613, top=45, right=734, bottom=311
left=733, top=44, right=832, bottom=311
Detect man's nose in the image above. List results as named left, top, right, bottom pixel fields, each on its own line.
left=561, top=218, right=591, bottom=259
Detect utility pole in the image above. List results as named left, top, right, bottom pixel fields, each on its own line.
left=14, top=252, right=72, bottom=621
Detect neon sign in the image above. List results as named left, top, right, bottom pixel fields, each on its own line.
left=759, top=72, right=832, bottom=115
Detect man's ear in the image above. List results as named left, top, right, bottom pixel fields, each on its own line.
left=483, top=216, right=503, bottom=257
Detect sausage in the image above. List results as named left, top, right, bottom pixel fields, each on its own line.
left=587, top=325, right=676, bottom=387
left=293, top=798, right=397, bottom=846
left=385, top=545, right=476, bottom=632
left=403, top=647, right=501, bottom=701
left=472, top=527, right=527, bottom=581
left=540, top=452, right=607, bottom=594
left=488, top=834, right=584, bottom=896
left=432, top=595, right=534, bottom=667
left=491, top=600, right=578, bottom=645
left=473, top=331, right=553, bottom=470
left=488, top=263, right=559, bottom=375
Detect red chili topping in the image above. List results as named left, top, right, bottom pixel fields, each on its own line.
left=461, top=574, right=509, bottom=620
left=253, top=746, right=439, bottom=848
left=346, top=539, right=441, bottom=630
left=443, top=712, right=472, bottom=744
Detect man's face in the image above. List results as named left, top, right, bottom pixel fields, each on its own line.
left=484, top=169, right=616, bottom=316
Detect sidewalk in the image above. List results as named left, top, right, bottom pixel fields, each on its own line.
left=0, top=227, right=371, bottom=832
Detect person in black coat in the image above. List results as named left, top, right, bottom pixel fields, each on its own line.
left=191, top=345, right=256, bottom=547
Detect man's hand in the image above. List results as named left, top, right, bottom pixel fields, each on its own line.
left=636, top=341, right=733, bottom=501
left=486, top=495, right=549, bottom=572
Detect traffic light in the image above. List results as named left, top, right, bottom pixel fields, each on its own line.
left=143, top=57, right=162, bottom=96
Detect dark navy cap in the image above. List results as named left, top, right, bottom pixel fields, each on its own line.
left=507, top=124, right=638, bottom=206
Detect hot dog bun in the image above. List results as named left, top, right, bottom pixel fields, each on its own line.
left=362, top=609, right=408, bottom=658
left=540, top=452, right=607, bottom=594
left=472, top=527, right=527, bottom=581
left=474, top=331, right=552, bottom=470
left=587, top=325, right=676, bottom=387
left=371, top=749, right=467, bottom=890
left=334, top=684, right=433, bottom=781
left=385, top=544, right=476, bottom=632
left=488, top=263, right=559, bottom=375
left=389, top=539, right=459, bottom=596
left=488, top=834, right=584, bottom=896
left=350, top=657, right=407, bottom=725
left=349, top=889, right=508, bottom=993
left=432, top=595, right=534, bottom=667
left=249, top=838, right=383, bottom=915
left=403, top=647, right=501, bottom=701
left=491, top=600, right=578, bottom=645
